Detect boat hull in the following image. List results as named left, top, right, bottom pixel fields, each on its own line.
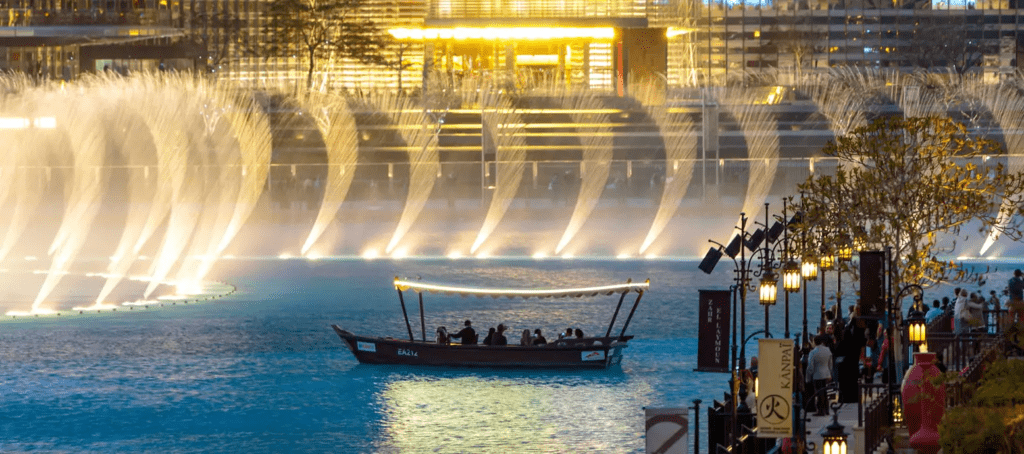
left=331, top=325, right=628, bottom=369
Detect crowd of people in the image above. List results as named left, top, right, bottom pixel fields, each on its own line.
left=435, top=320, right=590, bottom=347
left=792, top=268, right=1024, bottom=416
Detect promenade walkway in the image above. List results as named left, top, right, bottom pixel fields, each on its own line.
left=804, top=404, right=861, bottom=452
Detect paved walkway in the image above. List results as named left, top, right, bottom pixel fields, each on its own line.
left=804, top=403, right=861, bottom=452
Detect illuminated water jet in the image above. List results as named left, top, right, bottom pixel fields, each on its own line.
left=470, top=86, right=527, bottom=254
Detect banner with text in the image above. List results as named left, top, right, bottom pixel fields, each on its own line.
left=757, top=338, right=794, bottom=438
left=696, top=289, right=731, bottom=373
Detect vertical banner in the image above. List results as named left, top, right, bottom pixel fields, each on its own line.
left=696, top=290, right=731, bottom=372
left=645, top=408, right=689, bottom=454
left=859, top=250, right=887, bottom=319
left=756, top=338, right=794, bottom=438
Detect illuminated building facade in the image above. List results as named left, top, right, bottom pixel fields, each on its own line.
left=3, top=0, right=1022, bottom=87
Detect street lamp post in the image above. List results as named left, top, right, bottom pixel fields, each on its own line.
left=780, top=198, right=802, bottom=339
left=819, top=240, right=835, bottom=333
left=836, top=237, right=853, bottom=321
left=702, top=204, right=793, bottom=449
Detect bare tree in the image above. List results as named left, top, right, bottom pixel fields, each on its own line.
left=190, top=8, right=245, bottom=74
left=904, top=13, right=985, bottom=76
left=771, top=16, right=825, bottom=80
left=243, top=0, right=390, bottom=88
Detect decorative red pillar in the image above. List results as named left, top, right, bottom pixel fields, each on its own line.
left=901, top=352, right=944, bottom=454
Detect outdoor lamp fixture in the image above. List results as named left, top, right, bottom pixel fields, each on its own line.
left=801, top=258, right=818, bottom=281
left=893, top=394, right=904, bottom=425
left=907, top=307, right=927, bottom=349
left=820, top=253, right=835, bottom=271
left=759, top=273, right=778, bottom=305
left=821, top=404, right=849, bottom=454
left=837, top=244, right=853, bottom=262
left=767, top=221, right=786, bottom=244
left=783, top=261, right=802, bottom=293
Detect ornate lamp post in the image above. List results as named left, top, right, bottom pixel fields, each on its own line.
left=702, top=203, right=797, bottom=449
left=835, top=237, right=853, bottom=322
left=801, top=255, right=818, bottom=344
left=818, top=248, right=835, bottom=332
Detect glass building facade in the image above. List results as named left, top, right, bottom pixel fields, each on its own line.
left=2, top=0, right=1022, bottom=86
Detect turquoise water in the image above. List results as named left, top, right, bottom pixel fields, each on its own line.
left=0, top=258, right=900, bottom=452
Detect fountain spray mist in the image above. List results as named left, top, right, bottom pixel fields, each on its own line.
left=298, top=90, right=358, bottom=256
left=471, top=86, right=527, bottom=254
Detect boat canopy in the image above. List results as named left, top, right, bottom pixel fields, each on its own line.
left=393, top=278, right=649, bottom=299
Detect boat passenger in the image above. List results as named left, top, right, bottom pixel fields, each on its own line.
left=494, top=324, right=508, bottom=346
left=520, top=329, right=532, bottom=346
left=436, top=326, right=448, bottom=345
left=560, top=327, right=573, bottom=340
left=448, top=320, right=478, bottom=345
left=532, top=329, right=548, bottom=346
left=574, top=328, right=585, bottom=339
left=482, top=327, right=496, bottom=346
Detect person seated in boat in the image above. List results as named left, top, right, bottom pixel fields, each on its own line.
left=482, top=327, right=496, bottom=346
left=520, top=329, right=532, bottom=346
left=532, top=329, right=548, bottom=346
left=574, top=328, right=585, bottom=339
left=436, top=326, right=448, bottom=345
left=494, top=324, right=509, bottom=346
left=448, top=320, right=477, bottom=345
left=559, top=327, right=573, bottom=340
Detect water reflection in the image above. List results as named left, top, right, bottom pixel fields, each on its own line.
left=376, top=372, right=653, bottom=452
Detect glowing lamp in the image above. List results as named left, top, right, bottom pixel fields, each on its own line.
left=801, top=259, right=818, bottom=281
left=907, top=309, right=927, bottom=348
left=820, top=253, right=835, bottom=271
left=759, top=273, right=778, bottom=305
left=820, top=405, right=849, bottom=454
left=893, top=394, right=903, bottom=425
left=783, top=261, right=801, bottom=293
left=838, top=244, right=853, bottom=262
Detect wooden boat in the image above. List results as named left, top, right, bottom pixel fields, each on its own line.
left=332, top=277, right=649, bottom=369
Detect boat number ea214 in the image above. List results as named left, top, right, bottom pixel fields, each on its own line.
left=397, top=348, right=418, bottom=357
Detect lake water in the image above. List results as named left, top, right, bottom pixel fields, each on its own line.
left=0, top=257, right=1008, bottom=452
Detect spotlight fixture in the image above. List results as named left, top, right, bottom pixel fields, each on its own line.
left=725, top=234, right=742, bottom=258
left=699, top=247, right=723, bottom=274
left=767, top=221, right=785, bottom=243
left=745, top=229, right=765, bottom=252
left=788, top=211, right=803, bottom=228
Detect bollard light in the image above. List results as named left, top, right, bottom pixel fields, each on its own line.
left=783, top=261, right=802, bottom=292
left=759, top=273, right=778, bottom=305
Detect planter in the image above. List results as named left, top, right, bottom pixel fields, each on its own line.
left=901, top=352, right=945, bottom=454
